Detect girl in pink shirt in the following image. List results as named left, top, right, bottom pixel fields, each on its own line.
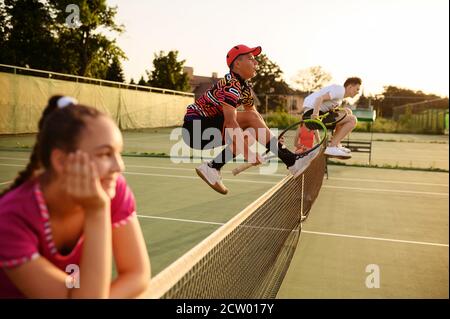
left=0, top=96, right=151, bottom=298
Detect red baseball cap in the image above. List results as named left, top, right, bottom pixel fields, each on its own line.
left=226, top=44, right=262, bottom=67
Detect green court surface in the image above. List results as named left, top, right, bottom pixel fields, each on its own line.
left=0, top=150, right=448, bottom=298
left=278, top=166, right=449, bottom=298
left=344, top=139, right=449, bottom=169
left=1, top=129, right=449, bottom=170
left=0, top=152, right=285, bottom=275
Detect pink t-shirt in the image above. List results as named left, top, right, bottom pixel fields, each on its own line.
left=0, top=174, right=136, bottom=298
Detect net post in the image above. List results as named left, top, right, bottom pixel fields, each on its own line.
left=300, top=174, right=305, bottom=221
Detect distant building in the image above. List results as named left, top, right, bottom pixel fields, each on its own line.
left=285, top=94, right=305, bottom=114
left=183, top=66, right=220, bottom=100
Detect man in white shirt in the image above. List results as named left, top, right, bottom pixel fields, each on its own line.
left=302, top=77, right=361, bottom=158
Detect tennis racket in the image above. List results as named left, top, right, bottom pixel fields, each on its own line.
left=303, top=107, right=348, bottom=128
left=231, top=118, right=327, bottom=176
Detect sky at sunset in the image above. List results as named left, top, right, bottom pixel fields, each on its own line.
left=108, top=0, right=449, bottom=97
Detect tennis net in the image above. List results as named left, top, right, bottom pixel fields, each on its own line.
left=143, top=146, right=327, bottom=299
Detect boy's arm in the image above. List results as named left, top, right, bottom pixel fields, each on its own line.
left=311, top=93, right=332, bottom=118
left=222, top=103, right=262, bottom=164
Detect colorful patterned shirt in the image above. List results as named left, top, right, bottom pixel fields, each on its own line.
left=184, top=71, right=255, bottom=120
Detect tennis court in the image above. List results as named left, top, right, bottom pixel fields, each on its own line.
left=0, top=145, right=448, bottom=298
left=0, top=150, right=288, bottom=276
left=278, top=165, right=448, bottom=298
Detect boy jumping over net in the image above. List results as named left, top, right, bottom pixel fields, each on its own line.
left=182, top=45, right=320, bottom=195
left=302, top=78, right=362, bottom=159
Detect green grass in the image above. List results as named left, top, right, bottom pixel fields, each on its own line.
left=327, top=160, right=449, bottom=173
left=264, top=112, right=300, bottom=129
left=353, top=116, right=447, bottom=134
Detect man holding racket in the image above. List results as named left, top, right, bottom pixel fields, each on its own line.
left=182, top=45, right=320, bottom=195
left=302, top=77, right=362, bottom=159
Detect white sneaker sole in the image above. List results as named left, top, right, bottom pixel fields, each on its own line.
left=325, top=154, right=352, bottom=159
left=195, top=168, right=228, bottom=195
left=291, top=149, right=320, bottom=178
left=337, top=146, right=351, bottom=154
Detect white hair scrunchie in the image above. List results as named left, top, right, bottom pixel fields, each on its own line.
left=57, top=96, right=78, bottom=109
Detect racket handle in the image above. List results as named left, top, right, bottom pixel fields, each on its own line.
left=232, top=162, right=255, bottom=176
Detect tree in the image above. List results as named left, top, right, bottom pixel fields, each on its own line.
left=129, top=78, right=136, bottom=85
left=49, top=0, right=126, bottom=78
left=252, top=54, right=284, bottom=94
left=0, top=2, right=8, bottom=50
left=356, top=93, right=370, bottom=108
left=376, top=86, right=448, bottom=118
left=138, top=75, right=147, bottom=86
left=294, top=66, right=332, bottom=93
left=147, top=51, right=190, bottom=92
left=0, top=0, right=59, bottom=69
left=105, top=56, right=125, bottom=82
left=252, top=54, right=293, bottom=112
left=364, top=86, right=448, bottom=118
left=0, top=0, right=126, bottom=80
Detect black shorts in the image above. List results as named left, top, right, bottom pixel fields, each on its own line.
left=303, top=109, right=339, bottom=130
left=182, top=117, right=225, bottom=150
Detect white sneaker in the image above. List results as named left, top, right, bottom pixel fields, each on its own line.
left=325, top=146, right=352, bottom=159
left=337, top=144, right=351, bottom=153
left=288, top=148, right=321, bottom=178
left=195, top=163, right=228, bottom=195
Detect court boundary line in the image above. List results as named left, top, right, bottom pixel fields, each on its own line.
left=136, top=214, right=298, bottom=233
left=125, top=171, right=278, bottom=184
left=1, top=157, right=447, bottom=246
left=0, top=157, right=448, bottom=187
left=322, top=185, right=448, bottom=196
left=301, top=230, right=449, bottom=247
left=125, top=172, right=449, bottom=194
left=0, top=163, right=24, bottom=167
left=0, top=163, right=278, bottom=185
left=327, top=176, right=449, bottom=187
left=0, top=162, right=448, bottom=193
left=137, top=214, right=223, bottom=226
left=136, top=214, right=449, bottom=248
